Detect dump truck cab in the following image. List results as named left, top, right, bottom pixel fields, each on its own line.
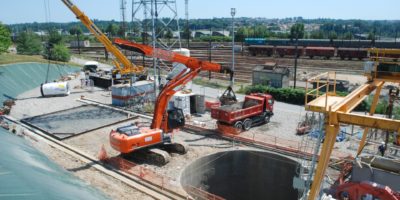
left=249, top=93, right=274, bottom=114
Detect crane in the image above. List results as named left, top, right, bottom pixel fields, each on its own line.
left=303, top=48, right=400, bottom=200
left=110, top=38, right=233, bottom=164
left=61, top=0, right=144, bottom=77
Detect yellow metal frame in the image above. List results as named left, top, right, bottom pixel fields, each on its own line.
left=305, top=69, right=400, bottom=199
left=61, top=0, right=144, bottom=75
left=366, top=48, right=400, bottom=83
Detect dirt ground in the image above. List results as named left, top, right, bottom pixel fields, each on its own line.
left=28, top=136, right=155, bottom=200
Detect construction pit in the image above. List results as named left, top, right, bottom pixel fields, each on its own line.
left=5, top=65, right=397, bottom=199
left=180, top=150, right=299, bottom=200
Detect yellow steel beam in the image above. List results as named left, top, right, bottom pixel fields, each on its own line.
left=373, top=74, right=400, bottom=83
left=337, top=112, right=400, bottom=132
left=331, top=82, right=382, bottom=113
left=308, top=124, right=339, bottom=200
left=356, top=82, right=384, bottom=156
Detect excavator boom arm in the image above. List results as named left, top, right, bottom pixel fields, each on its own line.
left=114, top=38, right=226, bottom=73
left=61, top=0, right=143, bottom=74
left=113, top=38, right=232, bottom=131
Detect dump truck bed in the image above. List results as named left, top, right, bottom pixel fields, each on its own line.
left=211, top=96, right=265, bottom=124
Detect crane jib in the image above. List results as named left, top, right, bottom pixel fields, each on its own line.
left=62, top=0, right=74, bottom=8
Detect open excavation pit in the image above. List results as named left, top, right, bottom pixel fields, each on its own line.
left=181, top=150, right=299, bottom=200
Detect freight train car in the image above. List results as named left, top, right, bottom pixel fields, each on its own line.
left=248, top=45, right=274, bottom=56
left=305, top=47, right=335, bottom=59
left=244, top=38, right=267, bottom=45
left=245, top=38, right=400, bottom=49
left=247, top=45, right=369, bottom=60
left=275, top=46, right=303, bottom=58
left=337, top=48, right=368, bottom=60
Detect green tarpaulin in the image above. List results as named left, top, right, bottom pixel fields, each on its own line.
left=0, top=62, right=79, bottom=104
left=0, top=128, right=109, bottom=200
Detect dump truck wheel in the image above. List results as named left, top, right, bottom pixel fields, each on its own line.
left=261, top=112, right=271, bottom=123
left=234, top=121, right=243, bottom=130
left=243, top=119, right=252, bottom=131
left=265, top=116, right=271, bottom=123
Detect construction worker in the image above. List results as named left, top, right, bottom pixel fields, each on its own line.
left=378, top=142, right=386, bottom=156
left=341, top=191, right=349, bottom=200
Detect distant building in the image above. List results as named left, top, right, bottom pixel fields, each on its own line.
left=193, top=30, right=231, bottom=38
left=70, top=40, right=90, bottom=48
left=252, top=62, right=290, bottom=88
left=34, top=31, right=47, bottom=36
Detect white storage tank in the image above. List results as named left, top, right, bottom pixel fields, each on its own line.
left=171, top=91, right=194, bottom=116
left=168, top=48, right=192, bottom=89
left=40, top=82, right=70, bottom=97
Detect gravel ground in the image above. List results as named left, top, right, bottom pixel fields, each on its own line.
left=10, top=75, right=112, bottom=120
left=27, top=133, right=154, bottom=200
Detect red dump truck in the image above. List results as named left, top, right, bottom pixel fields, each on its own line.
left=211, top=93, right=274, bottom=131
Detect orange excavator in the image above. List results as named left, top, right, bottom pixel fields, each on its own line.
left=110, top=38, right=233, bottom=164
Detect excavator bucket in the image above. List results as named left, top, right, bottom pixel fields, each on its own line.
left=219, top=86, right=238, bottom=106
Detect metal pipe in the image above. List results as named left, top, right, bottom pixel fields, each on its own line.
left=151, top=0, right=157, bottom=95
left=231, top=8, right=236, bottom=86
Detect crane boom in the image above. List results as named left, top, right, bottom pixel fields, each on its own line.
left=61, top=0, right=144, bottom=75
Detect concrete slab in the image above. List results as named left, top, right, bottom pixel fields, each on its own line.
left=21, top=104, right=133, bottom=140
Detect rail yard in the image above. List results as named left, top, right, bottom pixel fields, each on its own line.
left=1, top=0, right=400, bottom=200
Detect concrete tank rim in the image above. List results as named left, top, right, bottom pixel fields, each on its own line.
left=178, top=148, right=299, bottom=196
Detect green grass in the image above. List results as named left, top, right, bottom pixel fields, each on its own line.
left=0, top=53, right=81, bottom=67
left=192, top=77, right=228, bottom=89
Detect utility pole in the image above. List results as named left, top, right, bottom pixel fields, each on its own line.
left=120, top=0, right=127, bottom=38
left=294, top=37, right=298, bottom=88
left=185, top=0, right=189, bottom=48
left=151, top=0, right=157, bottom=94
left=231, top=8, right=236, bottom=86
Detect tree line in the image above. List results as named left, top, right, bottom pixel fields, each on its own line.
left=2, top=18, right=400, bottom=60
left=8, top=18, right=400, bottom=38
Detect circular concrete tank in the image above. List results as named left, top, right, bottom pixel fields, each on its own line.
left=180, top=150, right=299, bottom=200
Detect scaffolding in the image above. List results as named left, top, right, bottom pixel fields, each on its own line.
left=131, top=0, right=182, bottom=72
left=294, top=112, right=324, bottom=199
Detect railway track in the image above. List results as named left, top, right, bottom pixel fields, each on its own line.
left=3, top=115, right=188, bottom=200
left=72, top=42, right=365, bottom=84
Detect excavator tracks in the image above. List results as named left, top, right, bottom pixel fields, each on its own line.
left=161, top=142, right=189, bottom=155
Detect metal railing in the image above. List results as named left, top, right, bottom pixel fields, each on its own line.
left=305, top=71, right=337, bottom=111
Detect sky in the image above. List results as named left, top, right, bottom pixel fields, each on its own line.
left=1, top=0, right=400, bottom=24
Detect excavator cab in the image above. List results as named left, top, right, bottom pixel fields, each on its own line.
left=167, top=108, right=185, bottom=130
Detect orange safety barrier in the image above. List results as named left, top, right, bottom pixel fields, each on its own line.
left=105, top=156, right=224, bottom=200
left=97, top=144, right=109, bottom=161
left=216, top=122, right=241, bottom=135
